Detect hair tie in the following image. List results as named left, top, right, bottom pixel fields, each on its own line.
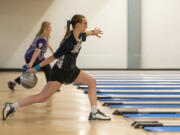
left=67, top=20, right=71, bottom=27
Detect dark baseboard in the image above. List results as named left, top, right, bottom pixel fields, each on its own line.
left=0, top=68, right=22, bottom=72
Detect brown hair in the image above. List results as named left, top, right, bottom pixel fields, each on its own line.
left=63, top=14, right=85, bottom=40
left=36, top=21, right=51, bottom=38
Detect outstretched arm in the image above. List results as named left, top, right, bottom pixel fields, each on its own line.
left=86, top=28, right=103, bottom=38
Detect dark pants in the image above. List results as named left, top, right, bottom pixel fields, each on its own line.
left=15, top=59, right=51, bottom=84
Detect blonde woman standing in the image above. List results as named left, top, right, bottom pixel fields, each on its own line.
left=8, top=21, right=54, bottom=91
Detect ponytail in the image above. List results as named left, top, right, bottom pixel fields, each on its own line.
left=63, top=20, right=71, bottom=40
left=63, top=15, right=85, bottom=40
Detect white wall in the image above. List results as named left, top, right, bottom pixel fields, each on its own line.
left=142, top=0, right=180, bottom=69
left=0, top=0, right=127, bottom=69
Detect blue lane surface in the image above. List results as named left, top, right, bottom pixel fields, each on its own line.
left=144, top=127, right=180, bottom=132
left=109, top=104, right=180, bottom=108
left=83, top=87, right=180, bottom=90
left=78, top=84, right=180, bottom=86
left=96, top=81, right=180, bottom=83
left=97, top=93, right=180, bottom=95
left=99, top=98, right=180, bottom=102
left=83, top=89, right=180, bottom=93
left=123, top=114, right=180, bottom=118
left=93, top=78, right=180, bottom=80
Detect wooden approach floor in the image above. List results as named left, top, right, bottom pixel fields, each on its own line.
left=0, top=72, right=179, bottom=135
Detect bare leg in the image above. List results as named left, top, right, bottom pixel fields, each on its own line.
left=3, top=73, right=111, bottom=120
left=18, top=81, right=62, bottom=107
left=74, top=71, right=97, bottom=106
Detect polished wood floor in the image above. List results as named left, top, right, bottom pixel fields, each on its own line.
left=0, top=72, right=179, bottom=135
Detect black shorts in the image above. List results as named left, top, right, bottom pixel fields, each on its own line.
left=50, top=64, right=80, bottom=84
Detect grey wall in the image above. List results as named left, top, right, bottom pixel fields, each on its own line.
left=127, top=0, right=141, bottom=69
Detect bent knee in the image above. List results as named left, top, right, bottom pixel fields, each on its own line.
left=88, top=78, right=96, bottom=87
